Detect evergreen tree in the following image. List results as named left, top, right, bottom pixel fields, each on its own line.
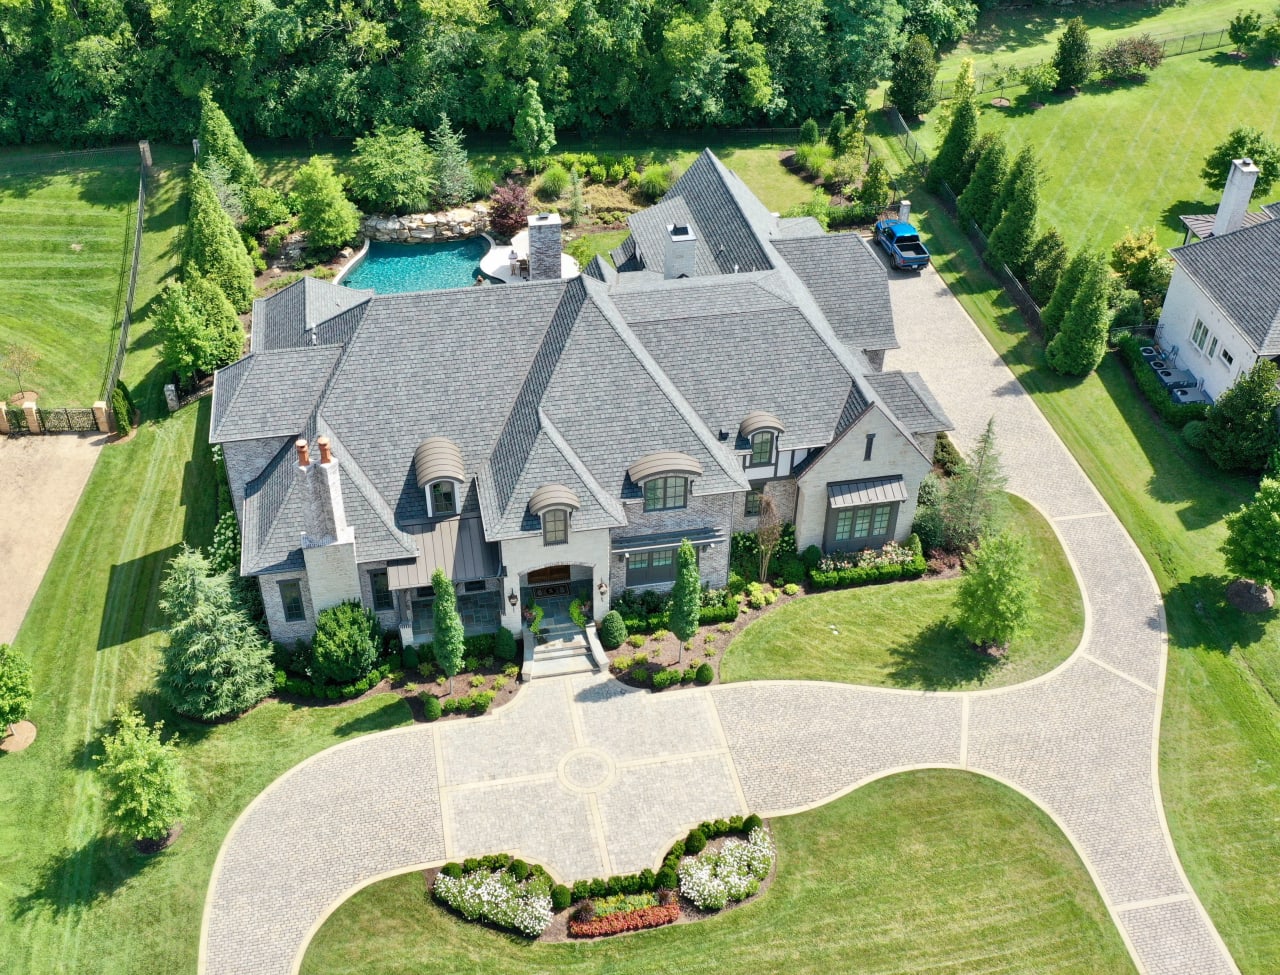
left=1222, top=478, right=1280, bottom=598
left=1202, top=126, right=1280, bottom=196
left=0, top=643, right=33, bottom=737
left=1052, top=17, right=1093, bottom=91
left=566, top=167, right=585, bottom=225
left=1024, top=228, right=1069, bottom=305
left=430, top=113, right=474, bottom=209
left=513, top=79, right=556, bottom=172
left=311, top=602, right=381, bottom=684
left=183, top=165, right=255, bottom=313
left=942, top=417, right=1008, bottom=551
left=957, top=131, right=998, bottom=197
left=889, top=34, right=939, bottom=119
left=1041, top=247, right=1091, bottom=340
left=1203, top=360, right=1280, bottom=472
left=956, top=136, right=1007, bottom=231
left=96, top=708, right=191, bottom=844
left=292, top=157, right=360, bottom=255
left=158, top=546, right=272, bottom=722
left=927, top=93, right=977, bottom=193
left=431, top=568, right=465, bottom=694
left=954, top=531, right=1036, bottom=650
left=826, top=111, right=848, bottom=155
left=798, top=117, right=821, bottom=145
left=198, top=90, right=258, bottom=190
left=986, top=145, right=1041, bottom=274
left=349, top=126, right=435, bottom=214
left=668, top=540, right=702, bottom=646
left=858, top=156, right=893, bottom=210
left=186, top=277, right=246, bottom=370
left=1045, top=252, right=1109, bottom=376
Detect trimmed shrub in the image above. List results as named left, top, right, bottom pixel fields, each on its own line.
left=655, top=865, right=678, bottom=890
left=495, top=627, right=517, bottom=662
left=551, top=884, right=572, bottom=910
left=685, top=828, right=707, bottom=854
left=402, top=643, right=420, bottom=670
left=311, top=601, right=381, bottom=685
left=695, top=663, right=714, bottom=685
left=743, top=813, right=763, bottom=833
left=599, top=610, right=628, bottom=648
left=111, top=384, right=132, bottom=436
left=652, top=668, right=682, bottom=690
left=1182, top=420, right=1209, bottom=450
left=422, top=694, right=442, bottom=721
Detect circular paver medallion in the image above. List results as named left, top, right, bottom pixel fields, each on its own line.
left=557, top=747, right=616, bottom=794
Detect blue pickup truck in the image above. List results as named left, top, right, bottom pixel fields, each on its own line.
left=874, top=219, right=931, bottom=271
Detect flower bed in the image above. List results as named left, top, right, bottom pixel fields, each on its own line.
left=808, top=536, right=926, bottom=590
left=678, top=827, right=775, bottom=911
left=433, top=859, right=554, bottom=937
left=568, top=890, right=679, bottom=937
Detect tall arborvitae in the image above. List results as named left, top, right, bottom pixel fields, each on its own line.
left=1046, top=252, right=1110, bottom=376
left=986, top=146, right=1041, bottom=274
left=183, top=165, right=255, bottom=312
left=1041, top=248, right=1091, bottom=340
left=956, top=136, right=1007, bottom=231
left=928, top=95, right=978, bottom=193
left=1025, top=228, right=1069, bottom=306
left=198, top=91, right=258, bottom=190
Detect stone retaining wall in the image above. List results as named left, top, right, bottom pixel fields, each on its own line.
left=360, top=204, right=490, bottom=243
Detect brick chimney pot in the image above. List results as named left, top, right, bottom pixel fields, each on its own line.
left=318, top=437, right=333, bottom=465
left=296, top=439, right=310, bottom=468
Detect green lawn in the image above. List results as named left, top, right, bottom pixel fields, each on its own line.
left=866, top=171, right=1280, bottom=970
left=721, top=494, right=1083, bottom=690
left=302, top=770, right=1135, bottom=975
left=898, top=51, right=1280, bottom=250
left=0, top=152, right=140, bottom=405
left=0, top=152, right=415, bottom=975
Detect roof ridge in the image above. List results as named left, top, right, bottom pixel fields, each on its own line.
left=317, top=421, right=416, bottom=557
left=580, top=275, right=749, bottom=490
left=537, top=409, right=628, bottom=526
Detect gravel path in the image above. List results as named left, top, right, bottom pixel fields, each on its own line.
left=198, top=261, right=1238, bottom=975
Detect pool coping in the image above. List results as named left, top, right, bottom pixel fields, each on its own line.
left=333, top=233, right=498, bottom=291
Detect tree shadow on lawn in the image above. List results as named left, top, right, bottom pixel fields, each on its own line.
left=886, top=618, right=999, bottom=690
left=1160, top=198, right=1213, bottom=237
left=10, top=834, right=162, bottom=919
left=960, top=2, right=1168, bottom=59
left=1165, top=576, right=1270, bottom=655
left=329, top=696, right=415, bottom=737
left=1205, top=50, right=1276, bottom=73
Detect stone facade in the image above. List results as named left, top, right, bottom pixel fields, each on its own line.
left=359, top=204, right=490, bottom=244
left=528, top=212, right=563, bottom=281
left=260, top=570, right=315, bottom=646
left=499, top=526, right=613, bottom=633
left=607, top=492, right=734, bottom=596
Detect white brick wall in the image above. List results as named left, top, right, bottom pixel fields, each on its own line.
left=794, top=405, right=931, bottom=551
left=302, top=537, right=361, bottom=614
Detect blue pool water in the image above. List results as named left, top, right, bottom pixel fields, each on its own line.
left=340, top=237, right=492, bottom=294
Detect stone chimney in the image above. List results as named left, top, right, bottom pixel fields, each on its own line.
left=898, top=199, right=912, bottom=224
left=1213, top=158, right=1260, bottom=237
left=664, top=224, right=696, bottom=279
left=296, top=436, right=360, bottom=612
left=527, top=212, right=562, bottom=281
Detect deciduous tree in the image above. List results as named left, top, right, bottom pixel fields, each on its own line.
left=1052, top=17, right=1093, bottom=90
left=889, top=34, right=938, bottom=119
left=954, top=531, right=1036, bottom=650
left=349, top=126, right=435, bottom=215
left=1201, top=126, right=1280, bottom=196
left=97, top=708, right=191, bottom=845
left=1228, top=11, right=1263, bottom=55
left=0, top=643, right=33, bottom=737
left=1, top=343, right=37, bottom=398
left=1222, top=477, right=1280, bottom=599
left=1203, top=359, right=1280, bottom=472
left=158, top=545, right=272, bottom=721
left=431, top=568, right=465, bottom=694
left=1046, top=251, right=1110, bottom=376
left=292, top=157, right=360, bottom=255
left=1109, top=227, right=1172, bottom=303
left=756, top=497, right=784, bottom=584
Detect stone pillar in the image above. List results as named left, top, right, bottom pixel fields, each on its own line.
left=0, top=408, right=9, bottom=435
left=527, top=212, right=562, bottom=281
left=93, top=400, right=111, bottom=433
left=138, top=140, right=152, bottom=170
left=164, top=383, right=180, bottom=412
left=22, top=401, right=40, bottom=434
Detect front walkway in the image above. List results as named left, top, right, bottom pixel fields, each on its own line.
left=199, top=263, right=1239, bottom=975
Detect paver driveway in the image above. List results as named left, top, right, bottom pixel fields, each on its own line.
left=200, top=261, right=1239, bottom=975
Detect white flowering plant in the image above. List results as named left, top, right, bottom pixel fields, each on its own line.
left=433, top=868, right=553, bottom=937
left=677, top=827, right=774, bottom=911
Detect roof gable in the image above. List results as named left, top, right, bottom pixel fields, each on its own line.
left=1171, top=217, right=1280, bottom=354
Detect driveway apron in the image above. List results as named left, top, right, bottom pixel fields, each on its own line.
left=199, top=261, right=1239, bottom=975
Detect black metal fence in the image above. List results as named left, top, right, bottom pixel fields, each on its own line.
left=884, top=107, right=930, bottom=180
left=102, top=164, right=147, bottom=401
left=935, top=180, right=1044, bottom=332
left=36, top=407, right=99, bottom=432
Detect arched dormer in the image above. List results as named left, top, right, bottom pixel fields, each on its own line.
left=528, top=483, right=580, bottom=545
left=628, top=451, right=703, bottom=512
left=414, top=437, right=465, bottom=517
left=740, top=410, right=784, bottom=468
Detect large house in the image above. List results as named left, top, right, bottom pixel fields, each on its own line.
left=210, top=150, right=950, bottom=663
left=1158, top=157, right=1280, bottom=402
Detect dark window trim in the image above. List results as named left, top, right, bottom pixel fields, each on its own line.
left=744, top=490, right=762, bottom=517
left=429, top=479, right=458, bottom=517
left=642, top=476, right=689, bottom=512
left=278, top=579, right=306, bottom=623
left=748, top=431, right=775, bottom=467
left=824, top=501, right=899, bottom=552
left=369, top=569, right=393, bottom=612
left=542, top=508, right=569, bottom=545
left=863, top=433, right=876, bottom=461
left=625, top=545, right=691, bottom=587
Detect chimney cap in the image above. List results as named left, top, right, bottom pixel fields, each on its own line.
left=317, top=436, right=333, bottom=465
left=529, top=212, right=561, bottom=226
left=667, top=223, right=696, bottom=241
left=295, top=439, right=310, bottom=467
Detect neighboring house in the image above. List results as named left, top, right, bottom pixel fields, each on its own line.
left=210, top=150, right=951, bottom=652
left=1159, top=157, right=1280, bottom=402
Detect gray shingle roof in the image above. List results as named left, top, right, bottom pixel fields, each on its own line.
left=866, top=371, right=953, bottom=434
left=1178, top=210, right=1273, bottom=241
left=211, top=346, right=343, bottom=443
left=1171, top=216, right=1280, bottom=354
left=252, top=277, right=372, bottom=352
left=773, top=233, right=899, bottom=353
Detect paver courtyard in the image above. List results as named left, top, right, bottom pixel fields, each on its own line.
left=200, top=262, right=1239, bottom=975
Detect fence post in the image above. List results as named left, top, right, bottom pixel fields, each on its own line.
left=23, top=401, right=41, bottom=434
left=0, top=408, right=8, bottom=435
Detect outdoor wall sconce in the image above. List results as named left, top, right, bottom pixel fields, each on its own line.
left=507, top=589, right=518, bottom=608
left=598, top=580, right=608, bottom=598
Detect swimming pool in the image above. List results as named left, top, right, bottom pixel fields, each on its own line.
left=338, top=237, right=495, bottom=294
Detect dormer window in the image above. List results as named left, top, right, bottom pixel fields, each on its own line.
left=644, top=476, right=688, bottom=512
left=430, top=480, right=457, bottom=517
left=750, top=431, right=774, bottom=466
left=543, top=508, right=569, bottom=544
left=628, top=451, right=703, bottom=513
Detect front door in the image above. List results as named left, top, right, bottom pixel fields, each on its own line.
left=527, top=564, right=571, bottom=585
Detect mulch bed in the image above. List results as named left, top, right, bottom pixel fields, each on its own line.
left=0, top=720, right=37, bottom=753
left=135, top=822, right=183, bottom=855
left=991, top=97, right=1011, bottom=107
left=268, top=665, right=523, bottom=722
left=1226, top=579, right=1274, bottom=614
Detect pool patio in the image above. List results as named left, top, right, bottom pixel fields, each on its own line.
left=479, top=228, right=581, bottom=284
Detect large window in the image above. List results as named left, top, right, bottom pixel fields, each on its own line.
left=643, top=476, right=688, bottom=512
left=750, top=431, right=774, bottom=466
left=278, top=579, right=306, bottom=622
left=369, top=570, right=393, bottom=612
left=625, top=547, right=685, bottom=587
left=832, top=503, right=894, bottom=544
left=1191, top=319, right=1216, bottom=356
left=430, top=480, right=457, bottom=517
left=543, top=508, right=569, bottom=545
left=744, top=490, right=762, bottom=517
